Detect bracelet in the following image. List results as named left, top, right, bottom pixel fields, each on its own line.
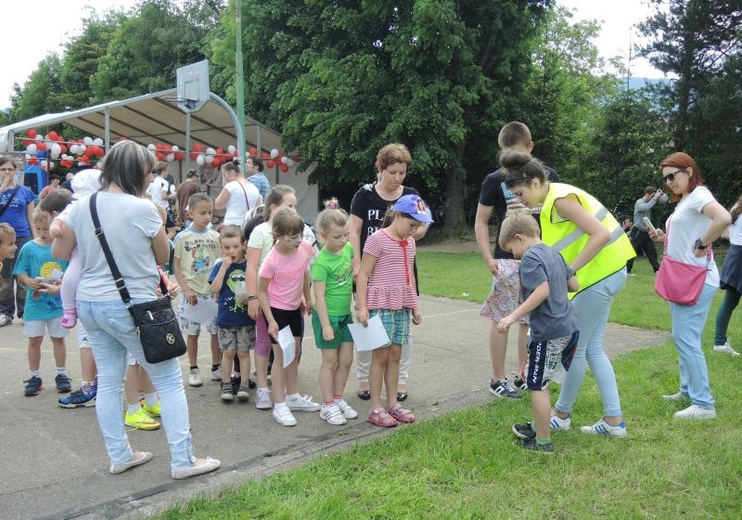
left=694, top=238, right=708, bottom=250
left=247, top=295, right=258, bottom=301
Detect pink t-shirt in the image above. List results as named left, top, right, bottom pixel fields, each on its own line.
left=259, top=241, right=314, bottom=310
left=363, top=229, right=418, bottom=310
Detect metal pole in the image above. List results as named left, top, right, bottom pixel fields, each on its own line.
left=235, top=0, right=246, bottom=164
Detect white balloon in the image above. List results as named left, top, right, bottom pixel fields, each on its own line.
left=78, top=161, right=86, bottom=166
left=35, top=134, right=43, bottom=142
left=27, top=144, right=37, bottom=154
left=206, top=147, right=216, bottom=156
left=166, top=153, right=175, bottom=162
left=286, top=158, right=296, bottom=167
left=205, top=155, right=214, bottom=164
left=147, top=143, right=156, bottom=151
left=69, top=144, right=79, bottom=155
left=25, top=153, right=31, bottom=160
left=93, top=137, right=103, bottom=146
left=78, top=145, right=87, bottom=155
left=51, top=143, right=62, bottom=159
left=280, top=156, right=289, bottom=164
left=83, top=136, right=93, bottom=145
left=196, top=154, right=205, bottom=165
left=171, top=145, right=179, bottom=152
left=227, top=145, right=236, bottom=154
left=270, top=148, right=279, bottom=159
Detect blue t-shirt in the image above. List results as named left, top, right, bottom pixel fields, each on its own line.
left=209, top=259, right=254, bottom=328
left=13, top=240, right=69, bottom=320
left=0, top=185, right=36, bottom=238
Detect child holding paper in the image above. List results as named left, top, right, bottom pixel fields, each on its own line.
left=258, top=207, right=319, bottom=426
left=173, top=192, right=221, bottom=387
left=311, top=207, right=358, bottom=426
left=355, top=194, right=432, bottom=427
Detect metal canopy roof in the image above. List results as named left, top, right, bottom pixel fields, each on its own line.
left=0, top=88, right=282, bottom=160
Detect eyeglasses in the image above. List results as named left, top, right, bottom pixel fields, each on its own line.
left=0, top=167, right=16, bottom=173
left=662, top=169, right=685, bottom=183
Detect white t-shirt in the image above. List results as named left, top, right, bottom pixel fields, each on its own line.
left=66, top=192, right=163, bottom=301
left=729, top=204, right=742, bottom=246
left=148, top=176, right=169, bottom=210
left=665, top=186, right=719, bottom=286
left=223, top=180, right=261, bottom=226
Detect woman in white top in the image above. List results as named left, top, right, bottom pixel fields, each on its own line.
left=215, top=161, right=262, bottom=226
left=650, top=152, right=731, bottom=420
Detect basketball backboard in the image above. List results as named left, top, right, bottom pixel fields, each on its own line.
left=176, top=60, right=210, bottom=113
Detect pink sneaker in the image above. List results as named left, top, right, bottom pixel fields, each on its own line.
left=61, top=308, right=77, bottom=329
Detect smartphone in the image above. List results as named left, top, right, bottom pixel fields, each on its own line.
left=642, top=216, right=657, bottom=234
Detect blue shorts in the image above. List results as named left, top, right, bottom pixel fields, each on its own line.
left=524, top=331, right=579, bottom=391
left=370, top=308, right=410, bottom=346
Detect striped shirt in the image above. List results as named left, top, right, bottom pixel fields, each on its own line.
left=364, top=229, right=418, bottom=311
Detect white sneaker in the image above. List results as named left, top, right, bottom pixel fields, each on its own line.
left=674, top=404, right=716, bottom=420
left=210, top=366, right=222, bottom=380
left=662, top=392, right=687, bottom=401
left=549, top=412, right=571, bottom=431
left=256, top=388, right=272, bottom=410
left=0, top=314, right=12, bottom=327
left=188, top=368, right=202, bottom=387
left=336, top=399, right=358, bottom=419
left=580, top=419, right=627, bottom=438
left=320, top=403, right=347, bottom=425
left=287, top=394, right=321, bottom=412
left=713, top=342, right=741, bottom=356
left=272, top=404, right=297, bottom=426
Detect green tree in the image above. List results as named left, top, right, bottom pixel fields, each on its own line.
left=212, top=0, right=552, bottom=229
left=12, top=54, right=65, bottom=121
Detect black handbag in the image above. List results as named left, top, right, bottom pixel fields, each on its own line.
left=90, top=193, right=186, bottom=363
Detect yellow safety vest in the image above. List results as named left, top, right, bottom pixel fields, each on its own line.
left=540, top=183, right=636, bottom=298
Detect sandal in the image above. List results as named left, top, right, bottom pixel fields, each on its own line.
left=387, top=404, right=416, bottom=423
left=367, top=407, right=398, bottom=428
left=357, top=389, right=371, bottom=401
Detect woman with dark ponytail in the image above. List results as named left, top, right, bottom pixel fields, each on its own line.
left=504, top=151, right=635, bottom=438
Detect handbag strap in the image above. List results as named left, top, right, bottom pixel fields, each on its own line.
left=664, top=218, right=712, bottom=263
left=238, top=181, right=251, bottom=211
left=0, top=185, right=21, bottom=219
left=89, top=193, right=167, bottom=309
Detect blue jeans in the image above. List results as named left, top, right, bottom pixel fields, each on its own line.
left=555, top=268, right=627, bottom=418
left=78, top=300, right=195, bottom=470
left=670, top=283, right=716, bottom=409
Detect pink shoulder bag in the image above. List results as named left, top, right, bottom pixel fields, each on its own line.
left=654, top=221, right=710, bottom=306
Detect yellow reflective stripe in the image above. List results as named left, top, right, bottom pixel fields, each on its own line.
left=552, top=205, right=610, bottom=252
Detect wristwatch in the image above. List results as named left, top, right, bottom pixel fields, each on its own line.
left=694, top=238, right=708, bottom=250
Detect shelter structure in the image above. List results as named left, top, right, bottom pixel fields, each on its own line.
left=0, top=88, right=318, bottom=220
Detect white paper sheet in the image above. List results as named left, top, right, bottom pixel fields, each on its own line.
left=178, top=296, right=218, bottom=325
left=277, top=325, right=296, bottom=368
left=348, top=315, right=391, bottom=352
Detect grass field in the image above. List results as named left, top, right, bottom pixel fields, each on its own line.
left=158, top=251, right=741, bottom=519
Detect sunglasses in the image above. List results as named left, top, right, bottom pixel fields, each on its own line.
left=662, top=169, right=685, bottom=183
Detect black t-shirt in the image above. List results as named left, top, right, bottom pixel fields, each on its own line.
left=350, top=183, right=420, bottom=251
left=478, top=165, right=558, bottom=259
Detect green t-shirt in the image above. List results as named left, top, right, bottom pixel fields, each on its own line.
left=310, top=242, right=354, bottom=316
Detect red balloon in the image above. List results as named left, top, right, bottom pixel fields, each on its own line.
left=189, top=152, right=199, bottom=160
left=37, top=141, right=47, bottom=151
left=27, top=128, right=37, bottom=138
left=193, top=143, right=203, bottom=152
left=216, top=148, right=224, bottom=156
left=279, top=163, right=289, bottom=173
left=48, top=131, right=59, bottom=141
left=174, top=151, right=184, bottom=161
left=22, top=138, right=33, bottom=147
left=155, top=152, right=164, bottom=161
left=60, top=144, right=67, bottom=154
left=28, top=156, right=38, bottom=165
left=248, top=147, right=258, bottom=156
left=266, top=159, right=275, bottom=168
left=260, top=152, right=270, bottom=160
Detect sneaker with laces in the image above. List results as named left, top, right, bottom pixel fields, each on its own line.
left=522, top=438, right=554, bottom=454
left=336, top=399, right=358, bottom=419
left=188, top=368, right=202, bottom=387
left=580, top=419, right=627, bottom=437
left=142, top=401, right=161, bottom=417
left=55, top=374, right=73, bottom=393
left=512, top=373, right=527, bottom=391
left=210, top=366, right=222, bottom=381
left=220, top=382, right=234, bottom=402
left=59, top=388, right=96, bottom=408
left=549, top=412, right=571, bottom=431
left=287, top=394, right=321, bottom=412
left=320, top=403, right=347, bottom=425
left=23, top=376, right=43, bottom=396
left=237, top=383, right=250, bottom=402
left=0, top=314, right=12, bottom=327
left=124, top=408, right=161, bottom=430
left=488, top=379, right=522, bottom=399
left=272, top=404, right=297, bottom=426
left=256, top=388, right=272, bottom=410
left=674, top=404, right=716, bottom=420
left=512, top=422, right=537, bottom=440
left=713, top=341, right=741, bottom=356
